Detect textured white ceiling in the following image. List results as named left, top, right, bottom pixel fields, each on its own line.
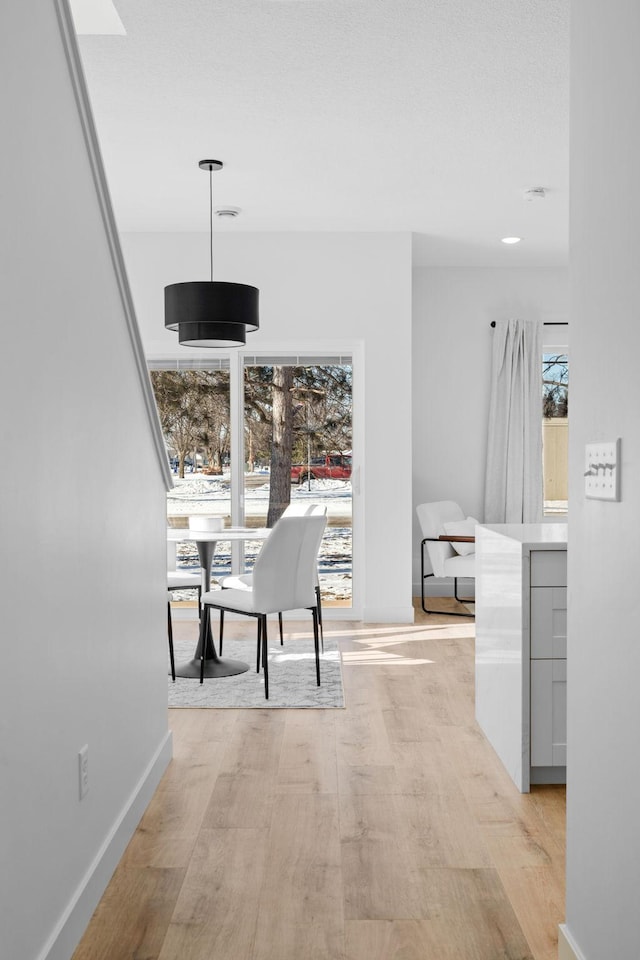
left=77, top=0, right=569, bottom=265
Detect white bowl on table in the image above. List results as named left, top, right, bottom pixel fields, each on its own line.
left=188, top=516, right=224, bottom=532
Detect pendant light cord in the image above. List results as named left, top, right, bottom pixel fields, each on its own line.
left=209, top=166, right=214, bottom=282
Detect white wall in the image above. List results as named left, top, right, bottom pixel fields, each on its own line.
left=122, top=230, right=415, bottom=622
left=411, top=267, right=568, bottom=592
left=0, top=4, right=171, bottom=959
left=564, top=2, right=640, bottom=956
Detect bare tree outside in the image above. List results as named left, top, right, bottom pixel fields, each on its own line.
left=244, top=362, right=352, bottom=522
left=191, top=371, right=230, bottom=474
left=150, top=370, right=230, bottom=477
left=266, top=365, right=295, bottom=526
left=543, top=354, right=568, bottom=417
left=151, top=371, right=198, bottom=477
left=152, top=364, right=351, bottom=488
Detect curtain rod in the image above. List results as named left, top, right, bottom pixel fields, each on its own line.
left=490, top=321, right=568, bottom=327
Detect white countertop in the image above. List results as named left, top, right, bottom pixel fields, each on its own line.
left=478, top=523, right=567, bottom=548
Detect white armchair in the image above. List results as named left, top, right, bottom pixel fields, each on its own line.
left=416, top=500, right=477, bottom=617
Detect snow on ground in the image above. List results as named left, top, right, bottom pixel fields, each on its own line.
left=168, top=472, right=352, bottom=601
left=168, top=473, right=351, bottom=521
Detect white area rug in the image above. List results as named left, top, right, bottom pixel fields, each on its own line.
left=168, top=630, right=344, bottom=708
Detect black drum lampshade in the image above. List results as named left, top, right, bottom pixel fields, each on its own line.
left=164, top=280, right=259, bottom=347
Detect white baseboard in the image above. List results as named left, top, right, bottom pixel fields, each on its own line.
left=362, top=605, right=415, bottom=623
left=39, top=731, right=173, bottom=960
left=559, top=924, right=587, bottom=960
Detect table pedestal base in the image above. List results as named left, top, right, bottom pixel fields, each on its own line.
left=172, top=657, right=250, bottom=680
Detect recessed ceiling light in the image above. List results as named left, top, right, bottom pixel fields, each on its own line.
left=501, top=237, right=522, bottom=244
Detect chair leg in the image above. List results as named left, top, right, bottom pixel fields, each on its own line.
left=312, top=607, right=320, bottom=686
left=261, top=615, right=269, bottom=700
left=278, top=611, right=283, bottom=645
left=199, top=607, right=208, bottom=684
left=167, top=602, right=175, bottom=682
left=256, top=617, right=262, bottom=673
left=219, top=609, right=224, bottom=655
left=316, top=584, right=324, bottom=652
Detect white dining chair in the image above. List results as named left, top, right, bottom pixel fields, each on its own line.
left=198, top=513, right=327, bottom=698
left=216, top=502, right=327, bottom=653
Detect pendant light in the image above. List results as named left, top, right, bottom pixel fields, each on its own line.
left=164, top=160, right=259, bottom=347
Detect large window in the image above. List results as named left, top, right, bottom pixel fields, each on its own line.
left=543, top=352, right=568, bottom=515
left=150, top=355, right=353, bottom=607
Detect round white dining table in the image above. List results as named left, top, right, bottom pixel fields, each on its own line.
left=167, top=526, right=270, bottom=679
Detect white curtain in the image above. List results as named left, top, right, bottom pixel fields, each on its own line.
left=484, top=319, right=543, bottom=523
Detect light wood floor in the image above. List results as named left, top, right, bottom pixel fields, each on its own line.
left=72, top=601, right=565, bottom=960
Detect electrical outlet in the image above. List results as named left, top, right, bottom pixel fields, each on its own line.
left=78, top=744, right=89, bottom=800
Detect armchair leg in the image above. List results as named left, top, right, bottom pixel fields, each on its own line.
left=421, top=572, right=475, bottom=619
left=454, top=577, right=475, bottom=608
left=167, top=602, right=175, bottom=682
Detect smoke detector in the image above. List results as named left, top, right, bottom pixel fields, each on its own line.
left=523, top=187, right=546, bottom=202
left=214, top=206, right=241, bottom=218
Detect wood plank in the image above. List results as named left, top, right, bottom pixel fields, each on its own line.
left=257, top=793, right=343, bottom=924
left=494, top=865, right=564, bottom=960
left=276, top=709, right=338, bottom=795
left=252, top=921, right=345, bottom=960
left=341, top=838, right=431, bottom=919
left=158, top=828, right=267, bottom=960
left=345, top=878, right=535, bottom=960
left=199, top=710, right=285, bottom=830
left=72, top=866, right=186, bottom=960
left=412, top=867, right=535, bottom=960
left=345, top=920, right=436, bottom=960
left=340, top=793, right=492, bottom=868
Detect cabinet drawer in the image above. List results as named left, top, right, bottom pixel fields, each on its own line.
left=530, top=550, right=567, bottom=587
left=531, top=587, right=567, bottom=658
left=531, top=658, right=567, bottom=767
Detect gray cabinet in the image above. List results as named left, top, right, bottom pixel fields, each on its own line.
left=529, top=551, right=567, bottom=780
left=475, top=525, right=568, bottom=792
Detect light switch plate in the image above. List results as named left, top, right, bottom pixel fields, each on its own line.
left=585, top=439, right=621, bottom=501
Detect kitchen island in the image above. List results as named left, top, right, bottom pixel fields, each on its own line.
left=475, top=523, right=568, bottom=792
